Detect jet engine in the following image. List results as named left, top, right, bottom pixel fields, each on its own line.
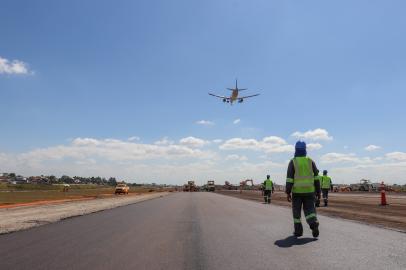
left=223, top=98, right=226, bottom=102
left=238, top=98, right=244, bottom=103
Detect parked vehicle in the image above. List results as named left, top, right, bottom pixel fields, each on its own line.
left=115, top=183, right=129, bottom=194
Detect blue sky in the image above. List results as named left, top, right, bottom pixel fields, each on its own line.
left=1, top=0, right=406, bottom=184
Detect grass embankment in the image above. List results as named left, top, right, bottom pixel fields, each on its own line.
left=0, top=183, right=161, bottom=205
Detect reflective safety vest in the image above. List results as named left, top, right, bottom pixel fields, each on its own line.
left=291, top=157, right=315, bottom=194
left=264, top=179, right=273, bottom=191
left=314, top=175, right=322, bottom=183
left=321, top=176, right=332, bottom=189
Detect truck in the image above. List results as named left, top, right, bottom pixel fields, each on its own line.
left=115, top=183, right=130, bottom=194
left=183, top=181, right=197, bottom=192
left=206, top=180, right=215, bottom=192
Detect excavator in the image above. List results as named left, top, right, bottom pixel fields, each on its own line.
left=239, top=179, right=254, bottom=194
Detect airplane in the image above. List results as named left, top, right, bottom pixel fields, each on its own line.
left=208, top=80, right=260, bottom=105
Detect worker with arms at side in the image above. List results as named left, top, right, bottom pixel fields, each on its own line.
left=321, top=170, right=332, bottom=207
left=286, top=141, right=321, bottom=238
left=314, top=174, right=322, bottom=207
left=263, top=175, right=274, bottom=204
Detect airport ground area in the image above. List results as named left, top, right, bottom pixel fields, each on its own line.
left=217, top=190, right=406, bottom=232
left=0, top=182, right=170, bottom=207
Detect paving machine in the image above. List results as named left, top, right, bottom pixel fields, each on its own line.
left=183, top=180, right=197, bottom=192
left=206, top=180, right=215, bottom=192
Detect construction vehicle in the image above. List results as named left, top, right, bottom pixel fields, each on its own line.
left=183, top=180, right=197, bottom=192
left=350, top=179, right=376, bottom=192
left=115, top=183, right=129, bottom=194
left=224, top=181, right=237, bottom=190
left=333, top=185, right=351, bottom=192
left=206, top=180, right=215, bottom=192
left=239, top=179, right=254, bottom=193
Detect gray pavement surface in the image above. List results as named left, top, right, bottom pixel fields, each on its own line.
left=0, top=192, right=405, bottom=270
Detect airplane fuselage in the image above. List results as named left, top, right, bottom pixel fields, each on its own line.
left=230, top=89, right=238, bottom=103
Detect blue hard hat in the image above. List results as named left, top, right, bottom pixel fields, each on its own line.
left=323, top=170, right=328, bottom=175
left=295, top=141, right=306, bottom=150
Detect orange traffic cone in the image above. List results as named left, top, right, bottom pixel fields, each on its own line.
left=380, top=181, right=388, bottom=206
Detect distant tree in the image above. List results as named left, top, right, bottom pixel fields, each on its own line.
left=9, top=173, right=16, bottom=179
left=60, top=175, right=73, bottom=184
left=49, top=175, right=57, bottom=184
left=108, top=177, right=117, bottom=186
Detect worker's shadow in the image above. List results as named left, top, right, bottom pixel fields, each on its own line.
left=274, top=236, right=317, bottom=248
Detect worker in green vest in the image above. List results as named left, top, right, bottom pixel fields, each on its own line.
left=286, top=141, right=321, bottom=238
left=314, top=175, right=322, bottom=207
left=321, top=170, right=332, bottom=207
left=263, top=175, right=274, bottom=204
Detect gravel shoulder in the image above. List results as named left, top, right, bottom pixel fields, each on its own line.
left=0, top=192, right=170, bottom=234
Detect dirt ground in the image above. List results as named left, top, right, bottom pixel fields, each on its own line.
left=217, top=190, right=406, bottom=233
left=0, top=192, right=169, bottom=234
left=0, top=187, right=167, bottom=207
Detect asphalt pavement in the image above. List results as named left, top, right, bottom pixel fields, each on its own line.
left=0, top=192, right=405, bottom=270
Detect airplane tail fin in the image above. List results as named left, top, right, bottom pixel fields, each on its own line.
left=226, top=79, right=246, bottom=91
left=235, top=79, right=247, bottom=91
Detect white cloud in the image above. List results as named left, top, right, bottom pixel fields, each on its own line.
left=365, top=145, right=381, bottom=151
left=154, top=137, right=174, bottom=145
left=327, top=160, right=406, bottom=185
left=307, top=143, right=323, bottom=151
left=233, top=119, right=241, bottom=124
left=225, top=154, right=248, bottom=161
left=220, top=136, right=294, bottom=153
left=386, top=152, right=406, bottom=161
left=1, top=138, right=218, bottom=174
left=179, top=136, right=209, bottom=148
left=291, top=128, right=333, bottom=141
left=196, top=120, right=214, bottom=126
left=321, top=153, right=358, bottom=164
left=0, top=56, right=31, bottom=75
left=320, top=153, right=373, bottom=164
left=128, top=136, right=140, bottom=141
left=212, top=139, right=223, bottom=144
left=3, top=135, right=406, bottom=185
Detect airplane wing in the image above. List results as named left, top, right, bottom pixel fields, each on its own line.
left=209, top=93, right=229, bottom=99
left=239, top=94, right=260, bottom=99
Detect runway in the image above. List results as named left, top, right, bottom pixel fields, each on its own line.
left=0, top=192, right=405, bottom=270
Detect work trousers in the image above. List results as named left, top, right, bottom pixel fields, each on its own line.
left=264, top=190, right=272, bottom=204
left=292, top=194, right=318, bottom=233
left=322, top=189, right=329, bottom=206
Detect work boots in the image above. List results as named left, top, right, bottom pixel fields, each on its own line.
left=310, top=222, right=319, bottom=238
left=324, top=199, right=328, bottom=207
left=293, top=223, right=303, bottom=237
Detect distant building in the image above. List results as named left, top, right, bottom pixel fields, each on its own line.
left=12, top=175, right=28, bottom=184
left=0, top=176, right=9, bottom=183
left=28, top=176, right=50, bottom=184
